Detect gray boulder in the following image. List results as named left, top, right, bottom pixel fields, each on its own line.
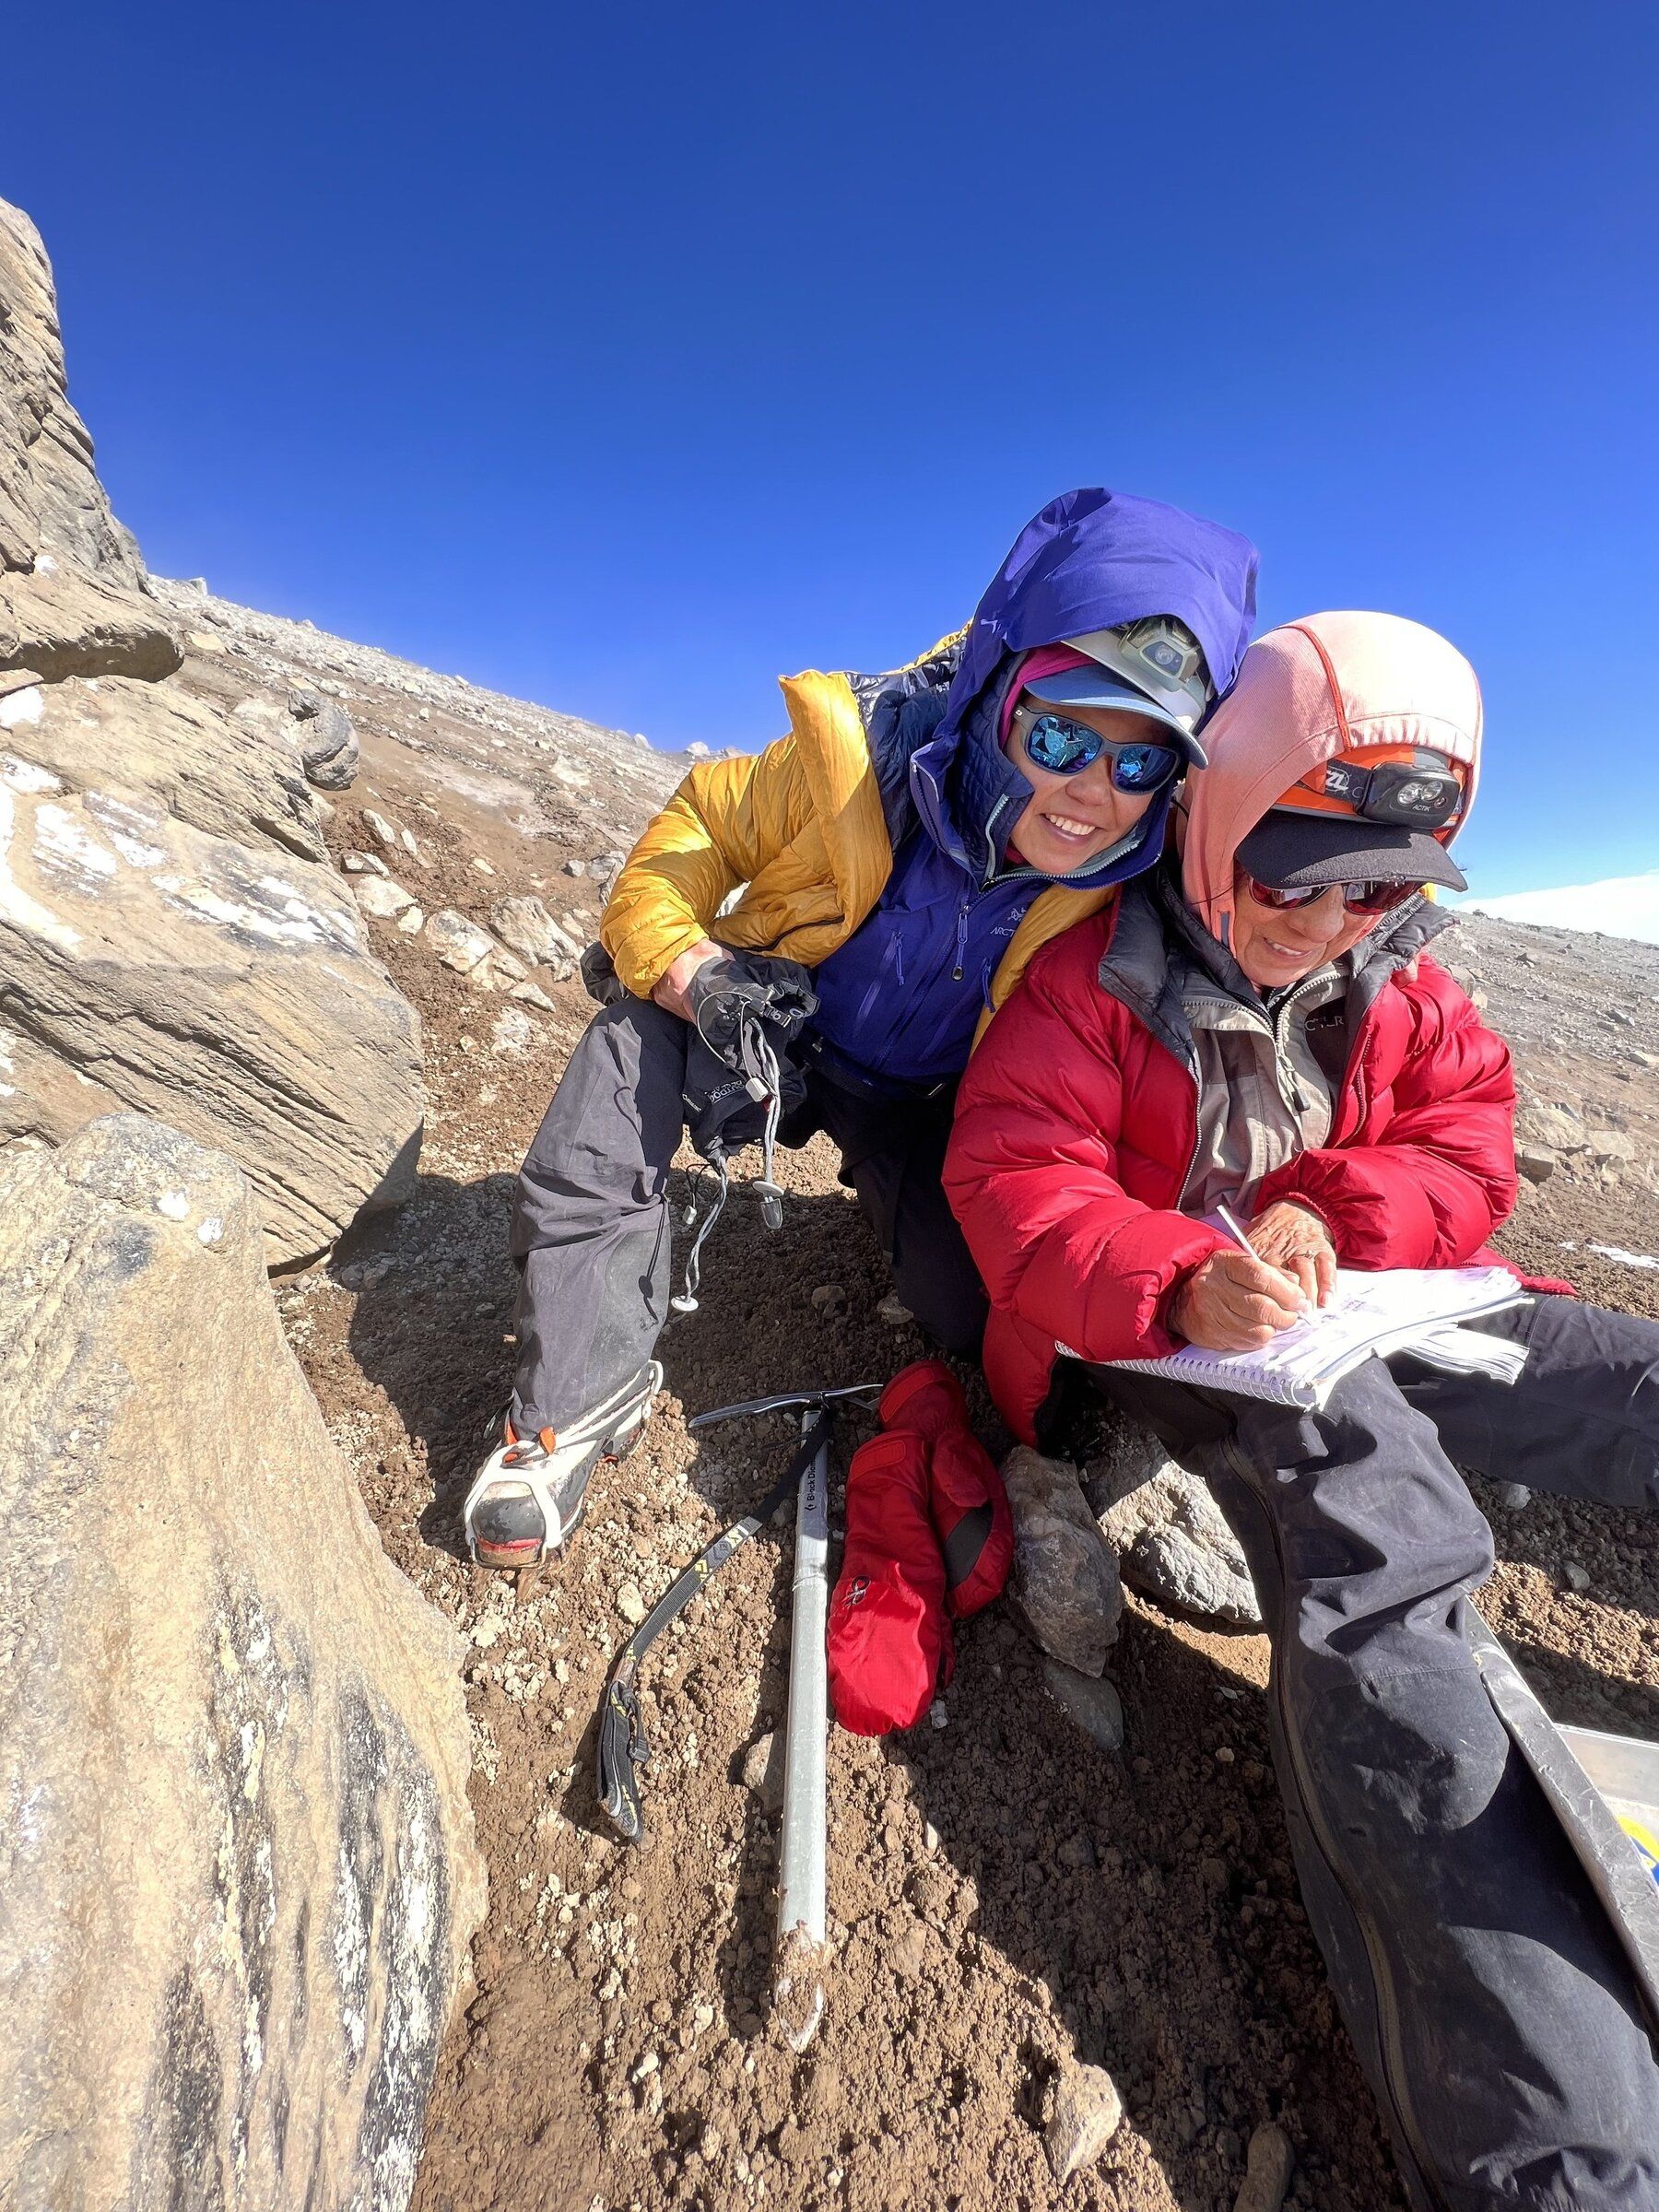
left=1088, top=1423, right=1262, bottom=1627
left=1001, top=1446, right=1124, bottom=1675
left=0, top=1114, right=486, bottom=2212
left=488, top=893, right=580, bottom=975
left=0, top=672, right=423, bottom=1265
left=0, top=199, right=181, bottom=683
left=288, top=688, right=359, bottom=791
left=589, top=846, right=629, bottom=900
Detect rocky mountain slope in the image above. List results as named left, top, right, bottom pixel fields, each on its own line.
left=0, top=197, right=424, bottom=1265
left=6, top=187, right=1656, bottom=2212
left=197, top=596, right=1656, bottom=2212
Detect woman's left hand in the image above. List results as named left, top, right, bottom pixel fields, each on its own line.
left=1247, top=1200, right=1337, bottom=1308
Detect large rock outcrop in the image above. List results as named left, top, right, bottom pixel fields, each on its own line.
left=0, top=201, right=181, bottom=683
left=0, top=195, right=423, bottom=1263
left=0, top=1114, right=486, bottom=2211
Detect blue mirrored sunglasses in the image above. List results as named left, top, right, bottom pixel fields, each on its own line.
left=1018, top=708, right=1183, bottom=793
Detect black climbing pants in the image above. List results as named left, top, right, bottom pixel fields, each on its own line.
left=510, top=996, right=986, bottom=1434
left=1079, top=1294, right=1659, bottom=2211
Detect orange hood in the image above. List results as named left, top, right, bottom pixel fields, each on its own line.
left=1181, top=610, right=1483, bottom=945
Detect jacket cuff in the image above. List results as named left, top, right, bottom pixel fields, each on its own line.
left=1273, top=1191, right=1342, bottom=1252
left=1253, top=1166, right=1349, bottom=1255
left=604, top=918, right=712, bottom=1000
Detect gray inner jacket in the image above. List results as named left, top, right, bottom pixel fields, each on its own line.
left=1100, top=869, right=1455, bottom=1217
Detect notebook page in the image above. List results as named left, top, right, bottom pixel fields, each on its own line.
left=1090, top=1265, right=1525, bottom=1406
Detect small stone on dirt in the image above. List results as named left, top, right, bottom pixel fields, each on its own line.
left=1563, top=1561, right=1591, bottom=1593
left=1044, top=2060, right=1124, bottom=2182
left=1233, top=2121, right=1295, bottom=2212
left=490, top=1007, right=534, bottom=1058
left=1096, top=1457, right=1262, bottom=1626
left=351, top=874, right=416, bottom=922
left=739, top=1729, right=784, bottom=1816
left=1041, top=1660, right=1125, bottom=1752
left=489, top=895, right=580, bottom=973
left=877, top=1292, right=912, bottom=1325
left=617, top=1581, right=647, bottom=1625
left=1496, top=1481, right=1532, bottom=1510
left=426, top=909, right=497, bottom=973
left=810, top=1284, right=846, bottom=1317
left=890, top=1922, right=929, bottom=1979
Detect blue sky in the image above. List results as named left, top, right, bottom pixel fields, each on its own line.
left=8, top=2, right=1657, bottom=900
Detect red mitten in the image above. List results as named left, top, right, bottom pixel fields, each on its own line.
left=829, top=1430, right=953, bottom=1736
left=879, top=1359, right=1014, bottom=1619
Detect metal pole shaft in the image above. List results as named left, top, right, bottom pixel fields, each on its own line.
left=772, top=1412, right=830, bottom=2048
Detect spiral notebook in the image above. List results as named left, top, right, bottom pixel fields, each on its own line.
left=1076, top=1265, right=1528, bottom=1409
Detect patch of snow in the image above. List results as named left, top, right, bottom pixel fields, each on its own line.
left=157, top=867, right=358, bottom=951
left=1459, top=870, right=1659, bottom=947
left=108, top=830, right=169, bottom=869
left=1588, top=1242, right=1659, bottom=1271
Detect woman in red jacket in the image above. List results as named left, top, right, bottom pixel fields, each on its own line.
left=946, top=611, right=1659, bottom=2212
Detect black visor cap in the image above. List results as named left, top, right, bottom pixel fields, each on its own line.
left=1236, top=807, right=1468, bottom=895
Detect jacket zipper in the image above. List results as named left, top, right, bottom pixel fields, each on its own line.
left=978, top=793, right=1122, bottom=893
left=1184, top=970, right=1337, bottom=1125
left=1220, top=1436, right=1450, bottom=2209
left=952, top=898, right=971, bottom=982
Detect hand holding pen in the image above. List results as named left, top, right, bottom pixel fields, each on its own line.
left=1170, top=1203, right=1312, bottom=1352
left=1220, top=1197, right=1338, bottom=1311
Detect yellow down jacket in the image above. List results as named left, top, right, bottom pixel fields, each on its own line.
left=599, top=635, right=1116, bottom=1042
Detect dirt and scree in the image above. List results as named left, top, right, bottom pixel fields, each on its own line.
left=165, top=596, right=1659, bottom=2212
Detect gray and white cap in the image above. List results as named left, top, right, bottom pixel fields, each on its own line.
left=1022, top=617, right=1216, bottom=766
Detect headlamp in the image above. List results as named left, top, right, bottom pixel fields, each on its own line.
left=1313, top=751, right=1464, bottom=830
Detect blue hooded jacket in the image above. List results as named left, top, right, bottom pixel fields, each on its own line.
left=806, top=488, right=1259, bottom=1094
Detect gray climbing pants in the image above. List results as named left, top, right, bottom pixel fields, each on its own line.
left=510, top=996, right=986, bottom=1434
left=1079, top=1295, right=1659, bottom=2211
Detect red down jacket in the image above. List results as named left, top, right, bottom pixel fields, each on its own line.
left=944, top=905, right=1532, bottom=1444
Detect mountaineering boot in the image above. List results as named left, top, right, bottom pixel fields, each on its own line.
left=464, top=1362, right=665, bottom=1570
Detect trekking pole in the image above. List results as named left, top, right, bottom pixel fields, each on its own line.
left=772, top=1406, right=831, bottom=2051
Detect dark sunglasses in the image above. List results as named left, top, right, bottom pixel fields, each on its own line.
left=1242, top=872, right=1421, bottom=916
left=1016, top=706, right=1182, bottom=794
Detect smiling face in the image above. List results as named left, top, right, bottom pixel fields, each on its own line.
left=1003, top=698, right=1173, bottom=877
left=1229, top=867, right=1382, bottom=989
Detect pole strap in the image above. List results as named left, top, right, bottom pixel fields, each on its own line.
left=597, top=1406, right=832, bottom=1844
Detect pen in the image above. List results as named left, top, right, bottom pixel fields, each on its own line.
left=1214, top=1200, right=1257, bottom=1257
left=1216, top=1199, right=1312, bottom=1312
